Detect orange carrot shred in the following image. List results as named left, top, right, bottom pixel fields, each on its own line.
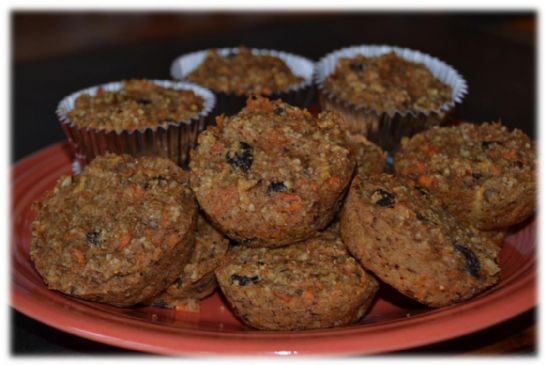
left=118, top=233, right=132, bottom=250
left=418, top=175, right=433, bottom=187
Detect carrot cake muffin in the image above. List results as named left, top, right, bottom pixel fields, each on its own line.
left=67, top=79, right=204, bottom=132
left=394, top=122, right=536, bottom=230
left=185, top=47, right=303, bottom=96
left=30, top=154, right=197, bottom=307
left=190, top=96, right=355, bottom=247
left=215, top=229, right=379, bottom=330
left=323, top=52, right=452, bottom=114
left=149, top=214, right=229, bottom=309
left=340, top=174, right=501, bottom=308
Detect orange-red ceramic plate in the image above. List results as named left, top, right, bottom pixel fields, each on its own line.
left=11, top=143, right=537, bottom=356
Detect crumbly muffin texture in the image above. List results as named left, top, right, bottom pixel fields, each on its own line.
left=186, top=47, right=303, bottom=96
left=149, top=214, right=230, bottom=308
left=344, top=133, right=386, bottom=176
left=340, top=174, right=501, bottom=308
left=215, top=229, right=379, bottom=330
left=68, top=79, right=203, bottom=132
left=30, top=154, right=197, bottom=307
left=190, top=96, right=355, bottom=247
left=324, top=52, right=452, bottom=114
left=395, top=122, right=536, bottom=230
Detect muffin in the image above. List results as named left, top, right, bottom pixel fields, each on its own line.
left=340, top=174, right=501, bottom=308
left=171, top=47, right=315, bottom=115
left=30, top=154, right=197, bottom=307
left=315, top=45, right=467, bottom=151
left=190, top=96, right=355, bottom=247
left=394, top=122, right=536, bottom=230
left=57, top=79, right=216, bottom=167
left=215, top=228, right=379, bottom=330
left=148, top=214, right=230, bottom=309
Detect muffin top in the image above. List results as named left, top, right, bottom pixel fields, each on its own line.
left=395, top=122, right=535, bottom=192
left=186, top=47, right=304, bottom=96
left=323, top=52, right=452, bottom=114
left=67, top=79, right=203, bottom=132
left=190, top=96, right=354, bottom=246
left=394, top=122, right=536, bottom=229
left=30, top=154, right=197, bottom=296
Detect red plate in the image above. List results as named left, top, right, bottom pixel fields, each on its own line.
left=11, top=143, right=537, bottom=356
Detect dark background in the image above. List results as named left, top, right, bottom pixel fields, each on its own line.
left=11, top=12, right=536, bottom=355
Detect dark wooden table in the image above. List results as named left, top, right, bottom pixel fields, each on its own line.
left=11, top=12, right=536, bottom=355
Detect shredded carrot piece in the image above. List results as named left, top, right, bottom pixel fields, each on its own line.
left=118, top=233, right=132, bottom=250
left=502, top=149, right=517, bottom=160
left=72, top=248, right=85, bottom=264
left=302, top=289, right=315, bottom=302
left=210, top=142, right=223, bottom=153
left=424, top=143, right=439, bottom=156
left=327, top=176, right=340, bottom=187
left=165, top=233, right=179, bottom=248
left=279, top=193, right=302, bottom=212
left=129, top=184, right=144, bottom=199
left=418, top=175, right=433, bottom=187
left=413, top=160, right=427, bottom=175
left=273, top=291, right=292, bottom=302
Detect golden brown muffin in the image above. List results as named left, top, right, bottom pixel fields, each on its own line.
left=190, top=96, right=355, bottom=247
left=340, top=174, right=500, bottom=308
left=215, top=229, right=378, bottom=330
left=30, top=154, right=197, bottom=307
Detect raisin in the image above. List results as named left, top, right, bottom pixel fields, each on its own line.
left=136, top=98, right=151, bottom=105
left=453, top=244, right=480, bottom=278
left=371, top=189, right=395, bottom=208
left=226, top=142, right=253, bottom=172
left=481, top=140, right=502, bottom=150
left=267, top=181, right=287, bottom=194
left=471, top=172, right=482, bottom=180
left=415, top=186, right=429, bottom=197
left=273, top=107, right=284, bottom=115
left=86, top=230, right=101, bottom=246
left=416, top=212, right=428, bottom=222
left=349, top=63, right=363, bottom=72
left=513, top=160, right=524, bottom=168
left=175, top=276, right=184, bottom=288
left=230, top=274, right=260, bottom=286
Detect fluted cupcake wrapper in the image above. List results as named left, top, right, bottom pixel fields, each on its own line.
left=57, top=80, right=216, bottom=169
left=315, top=45, right=468, bottom=151
left=171, top=47, right=316, bottom=116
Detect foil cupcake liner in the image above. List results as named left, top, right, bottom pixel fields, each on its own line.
left=57, top=80, right=216, bottom=168
left=315, top=45, right=468, bottom=151
left=171, top=47, right=315, bottom=116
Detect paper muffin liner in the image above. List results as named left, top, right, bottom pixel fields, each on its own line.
left=315, top=45, right=468, bottom=152
left=171, top=47, right=315, bottom=116
left=57, top=80, right=216, bottom=169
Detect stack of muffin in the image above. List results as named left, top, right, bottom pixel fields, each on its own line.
left=30, top=46, right=536, bottom=331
